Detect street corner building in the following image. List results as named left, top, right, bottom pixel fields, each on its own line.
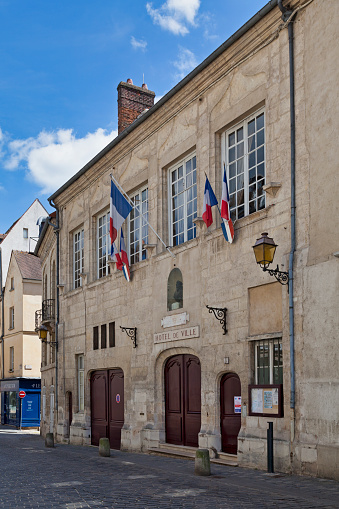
left=35, top=0, right=339, bottom=480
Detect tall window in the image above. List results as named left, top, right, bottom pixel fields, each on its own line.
left=97, top=212, right=110, bottom=278
left=73, top=229, right=84, bottom=289
left=254, top=338, right=283, bottom=385
left=9, top=347, right=14, bottom=371
left=223, top=110, right=265, bottom=221
left=169, top=153, right=197, bottom=247
left=23, top=228, right=28, bottom=239
left=9, top=307, right=14, bottom=329
left=129, top=187, right=148, bottom=264
left=77, top=355, right=84, bottom=412
left=10, top=278, right=14, bottom=291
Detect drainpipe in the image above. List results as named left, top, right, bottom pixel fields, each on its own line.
left=278, top=0, right=296, bottom=439
left=0, top=249, right=4, bottom=381
left=47, top=199, right=60, bottom=427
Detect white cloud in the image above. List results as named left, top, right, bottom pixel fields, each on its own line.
left=131, top=36, right=148, bottom=51
left=173, top=47, right=198, bottom=80
left=146, top=0, right=200, bottom=35
left=1, top=127, right=117, bottom=194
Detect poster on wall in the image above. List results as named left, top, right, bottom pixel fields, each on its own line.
left=234, top=396, right=242, bottom=413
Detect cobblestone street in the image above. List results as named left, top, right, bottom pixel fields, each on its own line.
left=0, top=428, right=338, bottom=509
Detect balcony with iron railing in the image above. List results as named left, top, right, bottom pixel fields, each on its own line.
left=42, top=299, right=55, bottom=323
left=35, top=299, right=55, bottom=333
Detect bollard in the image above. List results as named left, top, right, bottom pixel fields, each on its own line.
left=99, top=437, right=111, bottom=457
left=45, top=432, right=55, bottom=448
left=267, top=422, right=274, bottom=473
left=194, top=448, right=211, bottom=476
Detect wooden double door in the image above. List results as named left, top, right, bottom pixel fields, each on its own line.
left=220, top=372, right=241, bottom=455
left=91, top=369, right=124, bottom=450
left=165, top=354, right=201, bottom=447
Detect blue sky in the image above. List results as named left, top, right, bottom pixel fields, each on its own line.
left=0, top=0, right=268, bottom=233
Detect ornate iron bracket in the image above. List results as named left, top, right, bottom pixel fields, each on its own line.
left=263, top=265, right=289, bottom=286
left=120, top=326, right=137, bottom=348
left=41, top=339, right=57, bottom=346
left=206, top=305, right=227, bottom=335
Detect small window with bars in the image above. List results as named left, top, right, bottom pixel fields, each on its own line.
left=101, top=324, right=107, bottom=349
left=254, top=338, right=283, bottom=385
left=93, top=326, right=99, bottom=350
left=109, top=322, right=115, bottom=348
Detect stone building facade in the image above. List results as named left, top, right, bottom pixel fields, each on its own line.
left=41, top=0, right=339, bottom=480
left=34, top=214, right=58, bottom=436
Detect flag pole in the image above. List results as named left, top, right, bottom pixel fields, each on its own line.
left=109, top=173, right=175, bottom=258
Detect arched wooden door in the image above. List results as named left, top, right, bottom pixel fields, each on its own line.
left=165, top=354, right=201, bottom=447
left=220, top=372, right=241, bottom=454
left=91, top=369, right=124, bottom=449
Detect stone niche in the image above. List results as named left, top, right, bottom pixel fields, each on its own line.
left=248, top=282, right=282, bottom=336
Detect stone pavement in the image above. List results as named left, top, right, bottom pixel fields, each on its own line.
left=0, top=427, right=338, bottom=509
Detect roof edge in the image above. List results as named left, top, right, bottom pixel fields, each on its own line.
left=48, top=0, right=278, bottom=203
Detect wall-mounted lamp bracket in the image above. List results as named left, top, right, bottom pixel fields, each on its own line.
left=263, top=265, right=289, bottom=286
left=206, top=305, right=227, bottom=335
left=120, top=326, right=137, bottom=348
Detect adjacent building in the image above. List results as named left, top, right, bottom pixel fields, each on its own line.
left=39, top=0, right=339, bottom=479
left=0, top=251, right=42, bottom=426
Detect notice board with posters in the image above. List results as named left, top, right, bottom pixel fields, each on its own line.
left=248, top=385, right=283, bottom=417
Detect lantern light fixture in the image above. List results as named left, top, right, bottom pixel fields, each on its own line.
left=252, top=232, right=289, bottom=286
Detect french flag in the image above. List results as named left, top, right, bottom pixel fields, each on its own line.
left=110, top=180, right=133, bottom=255
left=202, top=176, right=218, bottom=228
left=120, top=229, right=131, bottom=282
left=112, top=242, right=123, bottom=271
left=220, top=165, right=234, bottom=243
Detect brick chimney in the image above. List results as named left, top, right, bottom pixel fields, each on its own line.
left=117, top=79, right=155, bottom=134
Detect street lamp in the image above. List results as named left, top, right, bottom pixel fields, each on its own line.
left=252, top=232, right=289, bottom=285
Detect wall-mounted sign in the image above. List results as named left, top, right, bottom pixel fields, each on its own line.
left=161, top=312, right=189, bottom=329
left=0, top=380, right=19, bottom=392
left=154, top=326, right=200, bottom=344
left=248, top=385, right=283, bottom=417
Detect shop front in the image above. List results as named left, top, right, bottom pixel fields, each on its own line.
left=0, top=378, right=41, bottom=427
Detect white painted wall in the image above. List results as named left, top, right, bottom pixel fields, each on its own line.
left=0, top=199, right=48, bottom=282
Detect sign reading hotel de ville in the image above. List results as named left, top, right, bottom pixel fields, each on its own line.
left=154, top=326, right=200, bottom=344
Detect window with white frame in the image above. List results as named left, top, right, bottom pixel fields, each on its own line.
left=9, top=307, right=14, bottom=329
left=169, top=153, right=197, bottom=247
left=23, top=228, right=28, bottom=238
left=129, top=187, right=148, bottom=264
left=77, top=355, right=84, bottom=412
left=97, top=211, right=110, bottom=279
left=9, top=346, right=14, bottom=371
left=254, top=338, right=283, bottom=385
left=73, top=228, right=84, bottom=289
left=222, top=110, right=265, bottom=221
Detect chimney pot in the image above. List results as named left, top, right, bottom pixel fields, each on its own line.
left=117, top=80, right=155, bottom=134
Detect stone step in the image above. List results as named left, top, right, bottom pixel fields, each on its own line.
left=148, top=444, right=238, bottom=467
